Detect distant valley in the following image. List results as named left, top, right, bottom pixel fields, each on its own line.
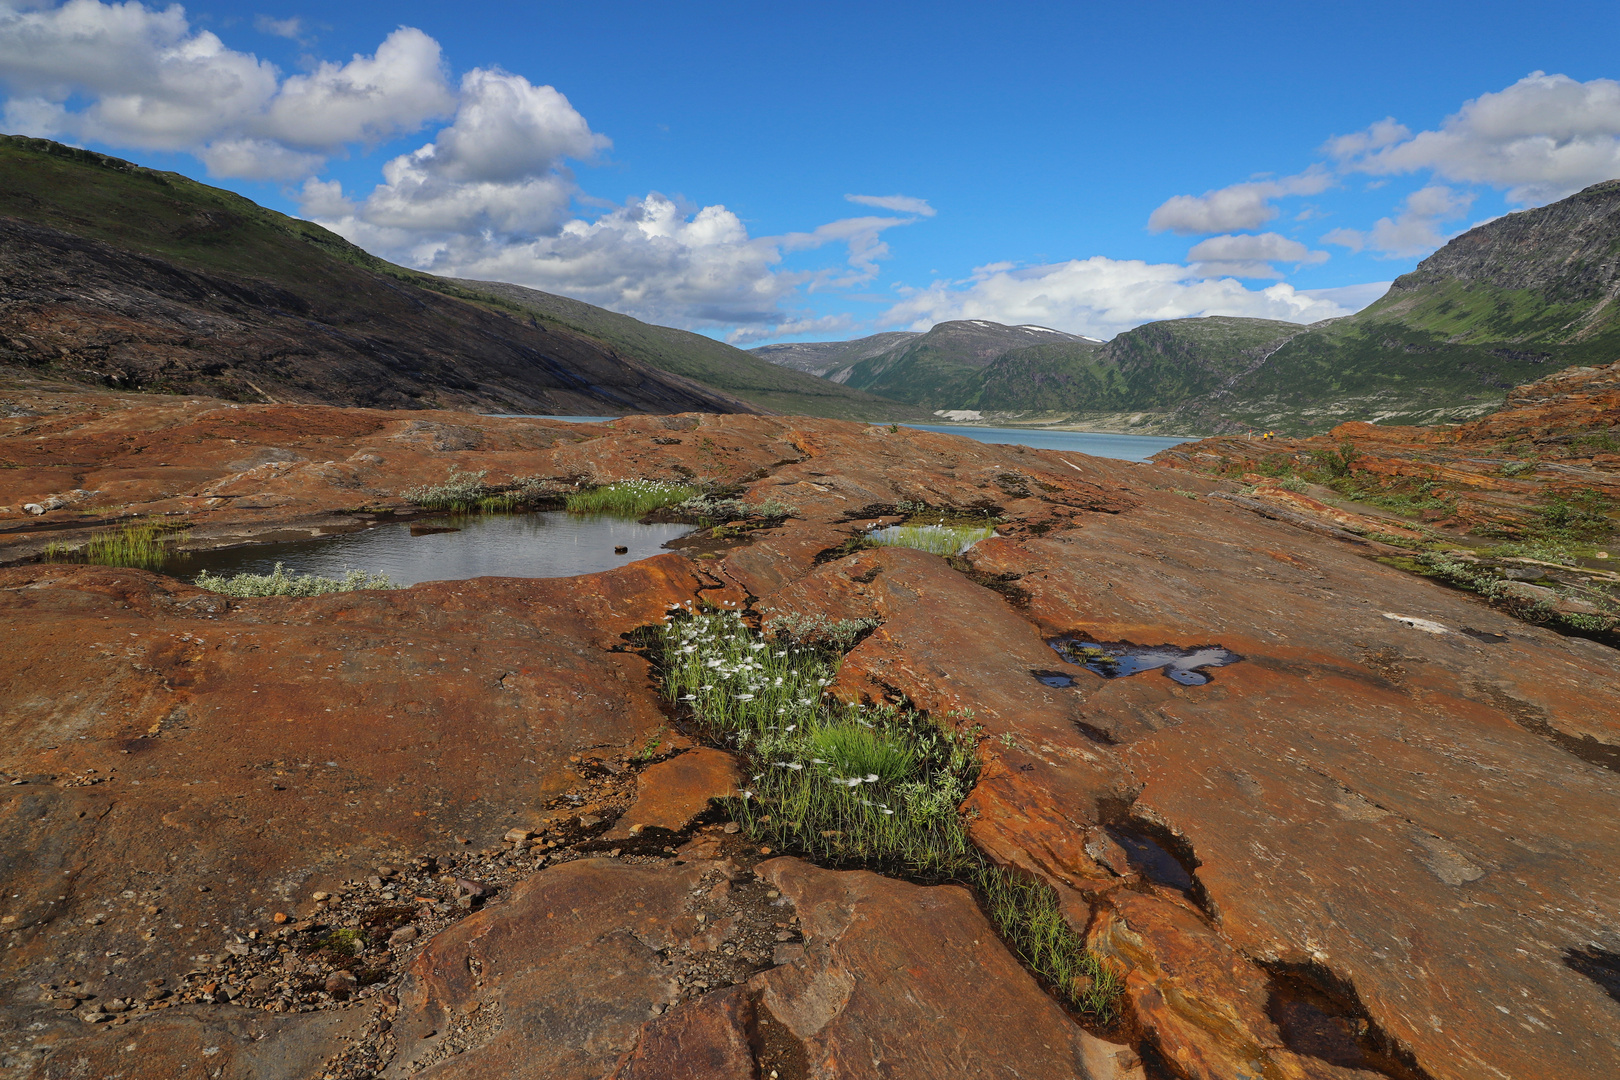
left=753, top=178, right=1620, bottom=435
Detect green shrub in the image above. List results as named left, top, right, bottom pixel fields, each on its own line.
left=43, top=522, right=185, bottom=570
left=674, top=494, right=797, bottom=521
left=1534, top=492, right=1614, bottom=542
left=194, top=563, right=394, bottom=597
left=566, top=480, right=700, bottom=516
left=1307, top=440, right=1358, bottom=479
left=402, top=469, right=495, bottom=512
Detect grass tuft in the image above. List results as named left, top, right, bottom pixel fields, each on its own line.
left=658, top=610, right=974, bottom=874
left=193, top=562, right=393, bottom=597
left=566, top=480, right=701, bottom=517
left=43, top=522, right=185, bottom=570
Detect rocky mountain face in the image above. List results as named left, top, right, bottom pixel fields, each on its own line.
left=2, top=372, right=1617, bottom=1080
left=1393, top=178, right=1620, bottom=300
left=749, top=331, right=920, bottom=376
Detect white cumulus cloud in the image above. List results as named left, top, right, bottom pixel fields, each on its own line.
left=1322, top=185, right=1475, bottom=258
left=1184, top=232, right=1330, bottom=279
left=307, top=68, right=607, bottom=248
left=1329, top=72, right=1620, bottom=205
left=0, top=1, right=453, bottom=179
left=1148, top=170, right=1332, bottom=234
left=882, top=258, right=1355, bottom=340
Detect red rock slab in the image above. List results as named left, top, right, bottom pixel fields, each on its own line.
left=3, top=1002, right=365, bottom=1080
left=965, top=501, right=1620, bottom=1079
left=751, top=856, right=1112, bottom=1080
left=380, top=857, right=722, bottom=1079
left=605, top=747, right=741, bottom=840
left=608, top=985, right=756, bottom=1080
left=1089, top=890, right=1287, bottom=1080
left=0, top=556, right=702, bottom=1007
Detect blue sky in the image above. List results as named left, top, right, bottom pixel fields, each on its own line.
left=4, top=0, right=1620, bottom=344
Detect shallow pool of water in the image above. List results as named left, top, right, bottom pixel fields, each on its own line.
left=901, top=425, right=1191, bottom=462
left=175, top=512, right=694, bottom=587
left=1042, top=637, right=1243, bottom=686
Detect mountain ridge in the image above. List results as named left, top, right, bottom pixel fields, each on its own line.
left=0, top=135, right=919, bottom=420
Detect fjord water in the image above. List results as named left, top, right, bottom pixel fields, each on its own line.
left=178, top=513, right=694, bottom=587
left=506, top=415, right=1191, bottom=462
left=903, top=425, right=1190, bottom=461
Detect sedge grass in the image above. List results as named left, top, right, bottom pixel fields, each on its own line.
left=867, top=522, right=996, bottom=556
left=567, top=480, right=700, bottom=517
left=43, top=522, right=184, bottom=570
left=979, top=865, right=1123, bottom=1016
left=655, top=608, right=1122, bottom=1017
left=194, top=562, right=393, bottom=597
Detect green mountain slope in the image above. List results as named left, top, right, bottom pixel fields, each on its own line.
left=0, top=134, right=918, bottom=420
left=447, top=280, right=923, bottom=421
left=1176, top=178, right=1620, bottom=433
left=826, top=320, right=1100, bottom=406
left=0, top=135, right=754, bottom=414
left=966, top=316, right=1302, bottom=413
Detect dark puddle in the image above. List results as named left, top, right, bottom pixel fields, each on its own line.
left=1042, top=637, right=1242, bottom=686
left=174, top=512, right=695, bottom=586
left=1564, top=945, right=1620, bottom=1004
left=1265, top=963, right=1432, bottom=1080
left=1105, top=824, right=1195, bottom=892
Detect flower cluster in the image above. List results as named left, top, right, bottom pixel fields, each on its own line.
left=658, top=609, right=978, bottom=873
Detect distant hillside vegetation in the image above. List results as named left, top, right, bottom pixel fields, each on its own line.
left=0, top=135, right=919, bottom=420
left=749, top=179, right=1620, bottom=435
left=969, top=317, right=1302, bottom=412
left=815, top=320, right=1101, bottom=405
left=449, top=280, right=923, bottom=421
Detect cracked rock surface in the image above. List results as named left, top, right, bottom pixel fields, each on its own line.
left=1, top=377, right=1617, bottom=1079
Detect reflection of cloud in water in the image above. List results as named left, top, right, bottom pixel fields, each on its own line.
left=1042, top=638, right=1242, bottom=686
left=177, top=512, right=694, bottom=587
